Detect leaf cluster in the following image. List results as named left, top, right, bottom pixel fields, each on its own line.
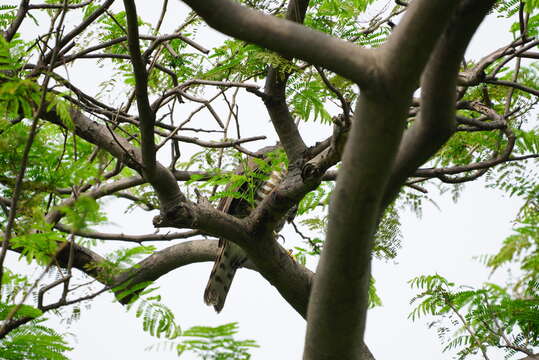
left=0, top=318, right=72, bottom=360
left=176, top=322, right=258, bottom=359
left=0, top=269, right=71, bottom=360
left=409, top=273, right=539, bottom=359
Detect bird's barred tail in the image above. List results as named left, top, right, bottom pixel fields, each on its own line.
left=204, top=240, right=244, bottom=313
left=204, top=167, right=285, bottom=312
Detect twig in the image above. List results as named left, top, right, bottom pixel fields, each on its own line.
left=291, top=220, right=321, bottom=253
left=54, top=223, right=201, bottom=243
left=154, top=0, right=168, bottom=35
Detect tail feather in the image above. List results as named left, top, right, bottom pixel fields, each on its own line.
left=204, top=164, right=286, bottom=312
left=204, top=241, right=245, bottom=313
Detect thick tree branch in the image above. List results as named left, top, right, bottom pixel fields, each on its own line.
left=113, top=240, right=221, bottom=291
left=123, top=0, right=158, bottom=176
left=518, top=51, right=539, bottom=59
left=153, top=197, right=252, bottom=249
left=383, top=0, right=496, bottom=208
left=303, top=3, right=495, bottom=358
left=381, top=0, right=460, bottom=89
left=262, top=72, right=308, bottom=164
left=180, top=0, right=379, bottom=87
left=304, top=90, right=409, bottom=359
left=3, top=0, right=29, bottom=42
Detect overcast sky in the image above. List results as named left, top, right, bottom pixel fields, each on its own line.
left=7, top=1, right=534, bottom=359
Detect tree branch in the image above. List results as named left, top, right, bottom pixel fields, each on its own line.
left=3, top=0, right=29, bottom=42
left=54, top=223, right=201, bottom=243
left=260, top=0, right=310, bottom=164
left=41, top=0, right=115, bottom=64
left=180, top=0, right=378, bottom=86
left=381, top=0, right=460, bottom=89
left=304, top=90, right=408, bottom=359
left=123, top=0, right=157, bottom=176
left=41, top=105, right=184, bottom=213
left=383, top=0, right=496, bottom=208
left=485, top=78, right=539, bottom=97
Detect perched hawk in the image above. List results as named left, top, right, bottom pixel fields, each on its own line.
left=203, top=145, right=291, bottom=312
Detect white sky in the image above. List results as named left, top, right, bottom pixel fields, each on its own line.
left=6, top=0, right=537, bottom=359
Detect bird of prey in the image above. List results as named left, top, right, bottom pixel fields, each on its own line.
left=203, top=145, right=291, bottom=312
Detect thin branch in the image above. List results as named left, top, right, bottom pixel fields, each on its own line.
left=151, top=80, right=259, bottom=111
left=447, top=301, right=491, bottom=360
left=154, top=0, right=168, bottom=35
left=143, top=32, right=209, bottom=57
left=491, top=39, right=539, bottom=76
left=314, top=65, right=351, bottom=122
left=485, top=78, right=539, bottom=97
left=291, top=220, right=321, bottom=254
left=54, top=223, right=201, bottom=243
left=157, top=131, right=266, bottom=151
left=28, top=1, right=92, bottom=9
left=43, top=0, right=116, bottom=63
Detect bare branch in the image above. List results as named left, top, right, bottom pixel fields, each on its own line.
left=54, top=223, right=201, bottom=243
left=123, top=0, right=157, bottom=175
left=314, top=66, right=351, bottom=121
left=28, top=1, right=92, bottom=9
left=485, top=78, right=539, bottom=97
left=154, top=0, right=168, bottom=35
left=518, top=51, right=539, bottom=59
left=45, top=0, right=116, bottom=62
left=491, top=39, right=539, bottom=76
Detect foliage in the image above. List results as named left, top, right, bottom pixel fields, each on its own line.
left=148, top=322, right=258, bottom=359
left=0, top=5, right=17, bottom=31
left=0, top=269, right=72, bottom=360
left=176, top=322, right=258, bottom=359
left=409, top=273, right=539, bottom=359
left=130, top=297, right=181, bottom=340
left=0, top=318, right=72, bottom=360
